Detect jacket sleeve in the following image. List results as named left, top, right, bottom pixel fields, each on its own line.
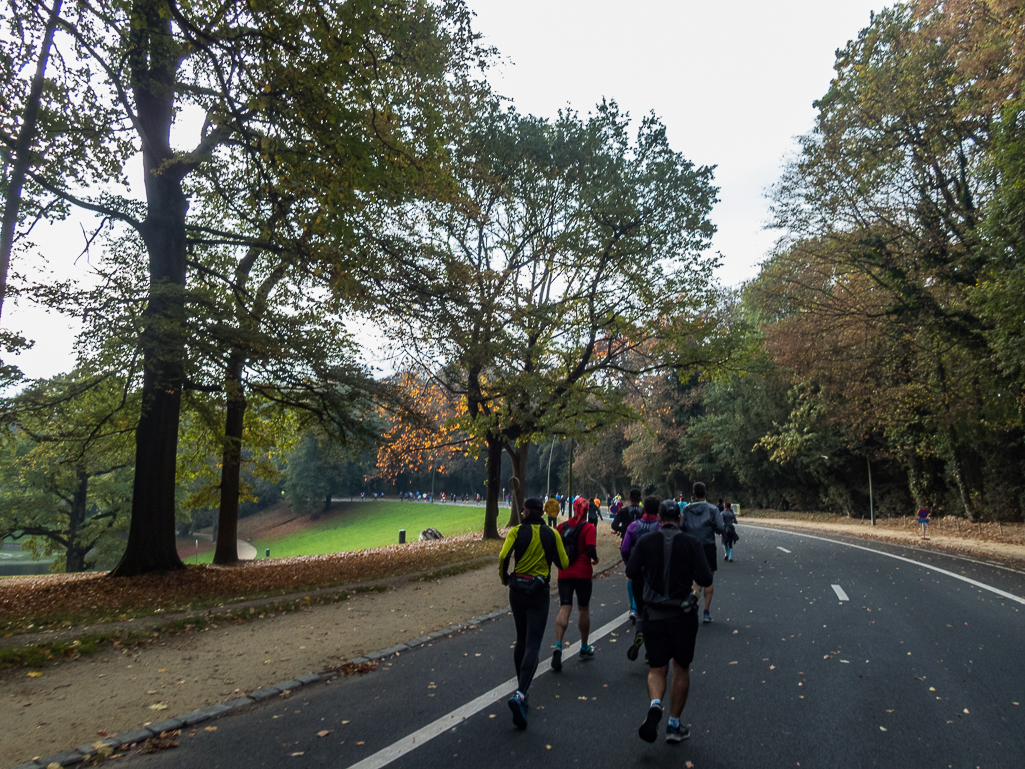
left=499, top=526, right=519, bottom=585
left=620, top=524, right=634, bottom=562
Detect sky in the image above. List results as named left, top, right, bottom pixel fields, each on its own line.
left=464, top=0, right=888, bottom=285
left=6, top=0, right=889, bottom=382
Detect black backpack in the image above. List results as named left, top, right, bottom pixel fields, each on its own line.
left=560, top=523, right=585, bottom=565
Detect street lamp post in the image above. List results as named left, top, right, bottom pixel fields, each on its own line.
left=546, top=438, right=557, bottom=497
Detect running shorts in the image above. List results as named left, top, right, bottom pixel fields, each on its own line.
left=702, top=543, right=718, bottom=573
left=644, top=612, right=699, bottom=668
left=557, top=577, right=593, bottom=608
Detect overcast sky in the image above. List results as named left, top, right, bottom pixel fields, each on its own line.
left=465, top=0, right=888, bottom=285
left=7, top=0, right=888, bottom=381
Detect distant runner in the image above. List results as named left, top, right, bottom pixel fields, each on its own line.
left=721, top=502, right=739, bottom=562
left=545, top=495, right=560, bottom=527
left=552, top=497, right=599, bottom=670
left=681, top=482, right=724, bottom=624
left=499, top=497, right=569, bottom=730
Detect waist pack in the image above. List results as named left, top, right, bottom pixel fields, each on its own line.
left=509, top=574, right=546, bottom=598
left=642, top=529, right=698, bottom=619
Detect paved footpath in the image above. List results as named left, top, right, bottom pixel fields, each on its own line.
left=24, top=523, right=1018, bottom=769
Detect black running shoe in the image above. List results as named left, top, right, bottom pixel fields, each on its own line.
left=508, top=694, right=527, bottom=730
left=627, top=634, right=644, bottom=661
left=551, top=647, right=562, bottom=671
left=666, top=723, right=691, bottom=743
left=638, top=705, right=662, bottom=743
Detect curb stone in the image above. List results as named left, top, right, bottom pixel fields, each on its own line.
left=8, top=561, right=624, bottom=769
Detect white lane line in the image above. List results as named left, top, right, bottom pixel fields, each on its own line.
left=831, top=584, right=849, bottom=601
left=747, top=525, right=1025, bottom=606
left=347, top=611, right=630, bottom=769
left=777, top=546, right=792, bottom=554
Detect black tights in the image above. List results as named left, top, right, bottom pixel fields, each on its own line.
left=509, top=587, right=550, bottom=695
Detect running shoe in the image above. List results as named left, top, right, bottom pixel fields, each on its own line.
left=627, top=634, right=644, bottom=661
left=551, top=647, right=562, bottom=671
left=629, top=611, right=637, bottom=624
left=579, top=643, right=595, bottom=660
left=666, top=723, right=691, bottom=743
left=638, top=704, right=662, bottom=743
left=508, top=693, right=528, bottom=730
left=702, top=611, right=713, bottom=624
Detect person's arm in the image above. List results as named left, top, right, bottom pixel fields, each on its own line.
left=499, top=526, right=518, bottom=585
left=585, top=523, right=598, bottom=564
left=620, top=524, right=634, bottom=562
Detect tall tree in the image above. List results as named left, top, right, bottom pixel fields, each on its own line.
left=376, top=99, right=722, bottom=536
left=3, top=0, right=485, bottom=574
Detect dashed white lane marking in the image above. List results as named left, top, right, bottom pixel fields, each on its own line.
left=747, top=525, right=1025, bottom=606
left=831, top=584, right=850, bottom=601
left=347, top=611, right=630, bottom=769
left=777, top=546, right=792, bottom=554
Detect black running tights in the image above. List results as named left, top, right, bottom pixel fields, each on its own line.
left=509, top=587, right=550, bottom=694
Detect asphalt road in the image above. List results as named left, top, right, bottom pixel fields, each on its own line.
left=112, top=524, right=1025, bottom=769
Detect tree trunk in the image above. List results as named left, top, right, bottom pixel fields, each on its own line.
left=505, top=441, right=528, bottom=527
left=65, top=464, right=89, bottom=572
left=111, top=1, right=188, bottom=576
left=0, top=0, right=64, bottom=325
left=213, top=352, right=245, bottom=565
left=482, top=434, right=502, bottom=539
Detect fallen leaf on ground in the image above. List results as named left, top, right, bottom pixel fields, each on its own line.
left=317, top=730, right=333, bottom=738
left=148, top=703, right=168, bottom=711
left=204, top=726, right=217, bottom=732
left=27, top=672, right=43, bottom=678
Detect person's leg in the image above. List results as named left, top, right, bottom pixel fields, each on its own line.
left=667, top=662, right=691, bottom=719
left=703, top=581, right=715, bottom=612
left=509, top=589, right=528, bottom=679
left=647, top=665, right=669, bottom=702
left=626, top=580, right=637, bottom=614
left=516, top=591, right=549, bottom=694
left=577, top=606, right=591, bottom=646
left=555, top=604, right=572, bottom=644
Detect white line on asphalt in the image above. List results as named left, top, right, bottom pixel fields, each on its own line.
left=777, top=546, right=792, bottom=553
left=346, top=611, right=631, bottom=769
left=831, top=584, right=849, bottom=601
left=746, top=525, right=1025, bottom=606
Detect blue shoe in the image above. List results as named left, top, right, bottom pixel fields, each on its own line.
left=666, top=723, right=691, bottom=743
left=579, top=643, right=595, bottom=660
left=508, top=693, right=527, bottom=729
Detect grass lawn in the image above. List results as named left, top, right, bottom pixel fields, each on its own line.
left=250, top=500, right=493, bottom=559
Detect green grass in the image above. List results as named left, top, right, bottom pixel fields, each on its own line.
left=250, top=501, right=489, bottom=558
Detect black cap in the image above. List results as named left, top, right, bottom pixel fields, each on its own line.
left=523, top=498, right=544, bottom=516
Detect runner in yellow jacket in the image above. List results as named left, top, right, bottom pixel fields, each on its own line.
left=499, top=497, right=569, bottom=729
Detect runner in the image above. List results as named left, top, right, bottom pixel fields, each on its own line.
left=499, top=497, right=569, bottom=730
left=551, top=497, right=599, bottom=670
left=544, top=495, right=560, bottom=527
left=626, top=499, right=712, bottom=744
left=681, top=482, right=725, bottom=623
left=621, top=497, right=664, bottom=655
left=612, top=488, right=645, bottom=622
left=721, top=502, right=739, bottom=561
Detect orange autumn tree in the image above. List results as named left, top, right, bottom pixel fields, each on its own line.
left=376, top=370, right=470, bottom=489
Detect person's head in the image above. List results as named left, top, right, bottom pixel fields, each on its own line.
left=659, top=499, right=682, bottom=523
left=642, top=496, right=661, bottom=517
left=629, top=487, right=642, bottom=503
left=523, top=497, right=544, bottom=518
left=718, top=497, right=724, bottom=505
left=573, top=496, right=590, bottom=518
left=725, top=502, right=732, bottom=510
left=693, top=481, right=707, bottom=500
